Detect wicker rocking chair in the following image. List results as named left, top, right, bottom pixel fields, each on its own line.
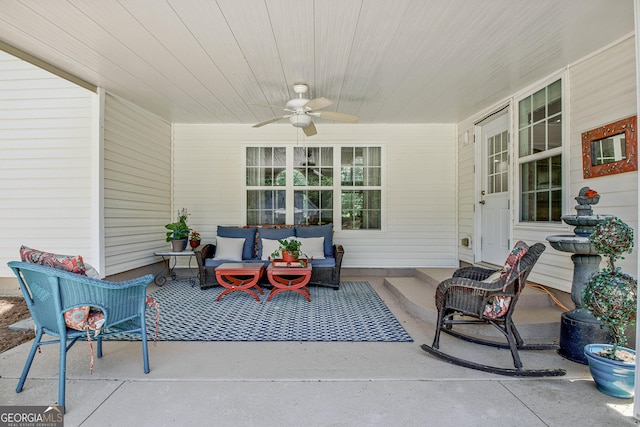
left=420, top=242, right=566, bottom=377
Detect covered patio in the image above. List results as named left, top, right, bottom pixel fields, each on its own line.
left=0, top=272, right=634, bottom=426
left=1, top=1, right=639, bottom=424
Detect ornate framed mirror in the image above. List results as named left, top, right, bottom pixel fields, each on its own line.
left=581, top=115, right=637, bottom=178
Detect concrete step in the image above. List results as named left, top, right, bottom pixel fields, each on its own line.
left=412, top=268, right=566, bottom=308
left=413, top=268, right=457, bottom=287
left=385, top=271, right=565, bottom=343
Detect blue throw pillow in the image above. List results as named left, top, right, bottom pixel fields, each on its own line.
left=295, top=223, right=333, bottom=257
left=256, top=227, right=295, bottom=259
left=217, top=226, right=257, bottom=260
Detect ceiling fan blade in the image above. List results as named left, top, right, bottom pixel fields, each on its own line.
left=252, top=115, right=290, bottom=128
left=317, top=110, right=359, bottom=123
left=303, top=121, right=317, bottom=137
left=304, top=97, right=333, bottom=111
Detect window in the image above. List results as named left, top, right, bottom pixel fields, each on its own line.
left=518, top=79, right=563, bottom=222
left=246, top=147, right=287, bottom=225
left=340, top=147, right=382, bottom=230
left=520, top=155, right=562, bottom=222
left=293, top=146, right=334, bottom=225
left=487, top=130, right=509, bottom=194
left=245, top=145, right=382, bottom=229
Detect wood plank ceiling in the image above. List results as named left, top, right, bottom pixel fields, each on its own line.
left=0, top=0, right=635, bottom=125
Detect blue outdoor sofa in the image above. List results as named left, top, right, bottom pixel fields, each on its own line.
left=195, top=224, right=344, bottom=290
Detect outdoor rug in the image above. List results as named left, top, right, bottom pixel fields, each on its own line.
left=115, top=280, right=413, bottom=342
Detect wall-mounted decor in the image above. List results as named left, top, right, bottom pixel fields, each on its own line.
left=582, top=116, right=637, bottom=179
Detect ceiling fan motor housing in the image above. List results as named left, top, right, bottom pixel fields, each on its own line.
left=286, top=97, right=309, bottom=110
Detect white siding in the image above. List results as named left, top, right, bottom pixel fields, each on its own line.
left=0, top=51, right=95, bottom=283
left=457, top=121, right=476, bottom=265
left=517, top=37, right=637, bottom=291
left=103, top=94, right=172, bottom=275
left=173, top=124, right=458, bottom=268
left=457, top=36, right=638, bottom=293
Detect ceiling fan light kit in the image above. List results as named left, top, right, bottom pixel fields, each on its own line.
left=290, top=114, right=311, bottom=128
left=253, top=83, right=359, bottom=136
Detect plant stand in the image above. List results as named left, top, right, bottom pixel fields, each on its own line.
left=153, top=250, right=198, bottom=286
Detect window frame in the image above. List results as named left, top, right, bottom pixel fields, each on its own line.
left=514, top=72, right=570, bottom=227
left=242, top=142, right=385, bottom=231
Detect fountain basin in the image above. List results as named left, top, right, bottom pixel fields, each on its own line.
left=546, top=235, right=598, bottom=255
left=561, top=214, right=614, bottom=227
left=560, top=215, right=614, bottom=237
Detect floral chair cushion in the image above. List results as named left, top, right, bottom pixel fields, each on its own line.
left=20, top=245, right=86, bottom=275
left=20, top=245, right=104, bottom=331
left=501, top=241, right=529, bottom=287
left=63, top=306, right=106, bottom=331
left=482, top=241, right=529, bottom=319
left=483, top=296, right=513, bottom=319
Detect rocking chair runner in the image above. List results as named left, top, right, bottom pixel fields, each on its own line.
left=420, top=242, right=566, bottom=377
left=8, top=261, right=155, bottom=411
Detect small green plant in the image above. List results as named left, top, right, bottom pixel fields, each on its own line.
left=271, top=238, right=307, bottom=266
left=165, top=208, right=191, bottom=242
left=583, top=217, right=637, bottom=360
left=271, top=238, right=302, bottom=258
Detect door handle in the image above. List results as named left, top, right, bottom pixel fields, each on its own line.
left=479, top=200, right=486, bottom=205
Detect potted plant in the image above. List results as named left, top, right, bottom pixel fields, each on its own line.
left=189, top=230, right=201, bottom=249
left=582, top=216, right=637, bottom=398
left=165, top=208, right=191, bottom=252
left=271, top=238, right=305, bottom=265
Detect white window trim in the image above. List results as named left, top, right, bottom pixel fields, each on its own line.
left=513, top=70, right=571, bottom=229
left=338, top=143, right=386, bottom=233
left=241, top=142, right=386, bottom=232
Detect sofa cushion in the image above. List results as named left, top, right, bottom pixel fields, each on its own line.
left=309, top=257, right=335, bottom=268
left=205, top=256, right=335, bottom=270
left=205, top=258, right=265, bottom=268
left=213, top=236, right=245, bottom=261
left=295, top=223, right=333, bottom=257
left=260, top=238, right=284, bottom=260
left=297, top=236, right=325, bottom=259
left=217, top=226, right=256, bottom=260
left=256, top=227, right=295, bottom=258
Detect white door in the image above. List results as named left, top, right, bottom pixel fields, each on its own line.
left=480, top=114, right=510, bottom=265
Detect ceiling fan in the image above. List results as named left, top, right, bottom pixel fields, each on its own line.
left=252, top=84, right=359, bottom=136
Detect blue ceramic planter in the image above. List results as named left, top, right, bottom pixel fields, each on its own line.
left=584, top=344, right=635, bottom=398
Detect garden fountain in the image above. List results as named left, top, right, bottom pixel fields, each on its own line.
left=546, top=187, right=614, bottom=364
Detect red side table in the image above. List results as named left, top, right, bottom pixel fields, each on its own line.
left=266, top=264, right=313, bottom=302
left=215, top=263, right=265, bottom=301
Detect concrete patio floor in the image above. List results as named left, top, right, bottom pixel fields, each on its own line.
left=0, top=274, right=635, bottom=426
